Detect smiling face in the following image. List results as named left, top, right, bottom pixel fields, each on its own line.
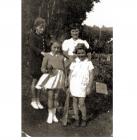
left=35, top=24, right=45, bottom=35
left=76, top=49, right=87, bottom=61
left=70, top=28, right=80, bottom=40
left=51, top=42, right=61, bottom=54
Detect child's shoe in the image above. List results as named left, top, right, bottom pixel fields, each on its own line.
left=37, top=103, right=44, bottom=109
left=47, top=109, right=53, bottom=124
left=31, top=101, right=39, bottom=109
left=81, top=120, right=87, bottom=127
left=53, top=115, right=59, bottom=122
left=36, top=97, right=44, bottom=109
left=36, top=99, right=44, bottom=109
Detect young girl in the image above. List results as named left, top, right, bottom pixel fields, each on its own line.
left=29, top=17, right=50, bottom=109
left=69, top=43, right=94, bottom=127
left=61, top=23, right=91, bottom=126
left=35, top=41, right=67, bottom=124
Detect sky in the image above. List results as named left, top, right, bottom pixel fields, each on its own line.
left=83, top=0, right=114, bottom=27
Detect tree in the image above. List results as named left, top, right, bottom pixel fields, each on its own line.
left=22, top=0, right=100, bottom=40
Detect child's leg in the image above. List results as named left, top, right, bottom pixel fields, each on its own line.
left=36, top=89, right=44, bottom=109
left=54, top=90, right=59, bottom=108
left=52, top=90, right=59, bottom=122
left=47, top=90, right=54, bottom=109
left=79, top=97, right=87, bottom=126
left=47, top=90, right=54, bottom=124
left=30, top=78, right=39, bottom=109
left=73, top=97, right=79, bottom=126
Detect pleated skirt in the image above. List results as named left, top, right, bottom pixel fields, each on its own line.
left=35, top=70, right=65, bottom=90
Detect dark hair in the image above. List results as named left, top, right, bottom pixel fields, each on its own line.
left=73, top=43, right=88, bottom=54
left=69, top=23, right=81, bottom=30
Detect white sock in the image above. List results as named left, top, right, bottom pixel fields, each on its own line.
left=52, top=108, right=58, bottom=122
left=47, top=109, right=53, bottom=124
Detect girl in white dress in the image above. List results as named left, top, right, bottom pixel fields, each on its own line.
left=35, top=41, right=67, bottom=124
left=69, top=43, right=94, bottom=127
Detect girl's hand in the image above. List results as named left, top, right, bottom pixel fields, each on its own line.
left=86, top=87, right=91, bottom=96
left=41, top=68, right=48, bottom=73
left=47, top=64, right=53, bottom=74
left=41, top=51, right=46, bottom=56
left=44, top=69, right=49, bottom=73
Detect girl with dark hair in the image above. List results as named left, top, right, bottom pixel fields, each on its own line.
left=69, top=43, right=94, bottom=127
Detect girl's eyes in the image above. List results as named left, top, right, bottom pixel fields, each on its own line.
left=53, top=47, right=60, bottom=49
left=77, top=53, right=84, bottom=55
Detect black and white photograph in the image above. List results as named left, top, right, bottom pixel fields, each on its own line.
left=1, top=0, right=137, bottom=139
left=22, top=0, right=113, bottom=137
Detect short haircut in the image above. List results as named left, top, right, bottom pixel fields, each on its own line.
left=34, top=17, right=46, bottom=27
left=73, top=43, right=88, bottom=54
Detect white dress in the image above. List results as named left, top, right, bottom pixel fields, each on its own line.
left=62, top=38, right=89, bottom=56
left=69, top=58, right=94, bottom=97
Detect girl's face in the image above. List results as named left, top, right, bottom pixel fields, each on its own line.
left=77, top=49, right=86, bottom=61
left=51, top=42, right=61, bottom=54
left=71, top=28, right=79, bottom=40
left=35, top=24, right=45, bottom=35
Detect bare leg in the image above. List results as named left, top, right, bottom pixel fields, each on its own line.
left=73, top=97, right=79, bottom=121
left=73, top=97, right=80, bottom=126
left=47, top=90, right=54, bottom=109
left=47, top=90, right=54, bottom=124
left=79, top=97, right=87, bottom=127
left=79, top=97, right=86, bottom=121
left=30, top=78, right=39, bottom=109
left=36, top=89, right=44, bottom=109
left=52, top=90, right=59, bottom=122
left=54, top=90, right=59, bottom=108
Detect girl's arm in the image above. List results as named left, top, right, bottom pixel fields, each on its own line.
left=61, top=50, right=69, bottom=60
left=41, top=55, right=48, bottom=73
left=89, top=69, right=94, bottom=87
left=86, top=69, right=94, bottom=95
left=29, top=34, right=45, bottom=56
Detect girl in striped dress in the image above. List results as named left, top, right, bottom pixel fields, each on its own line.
left=35, top=41, right=67, bottom=124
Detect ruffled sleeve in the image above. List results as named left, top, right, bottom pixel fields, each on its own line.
left=62, top=40, right=69, bottom=52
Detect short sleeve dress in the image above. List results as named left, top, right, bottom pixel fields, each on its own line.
left=69, top=58, right=94, bottom=97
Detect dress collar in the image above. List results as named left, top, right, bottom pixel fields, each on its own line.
left=49, top=52, right=59, bottom=56
left=71, top=38, right=80, bottom=42
left=75, top=57, right=88, bottom=62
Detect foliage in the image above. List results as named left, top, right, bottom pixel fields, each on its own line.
left=22, top=0, right=100, bottom=39
left=82, top=25, right=113, bottom=53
